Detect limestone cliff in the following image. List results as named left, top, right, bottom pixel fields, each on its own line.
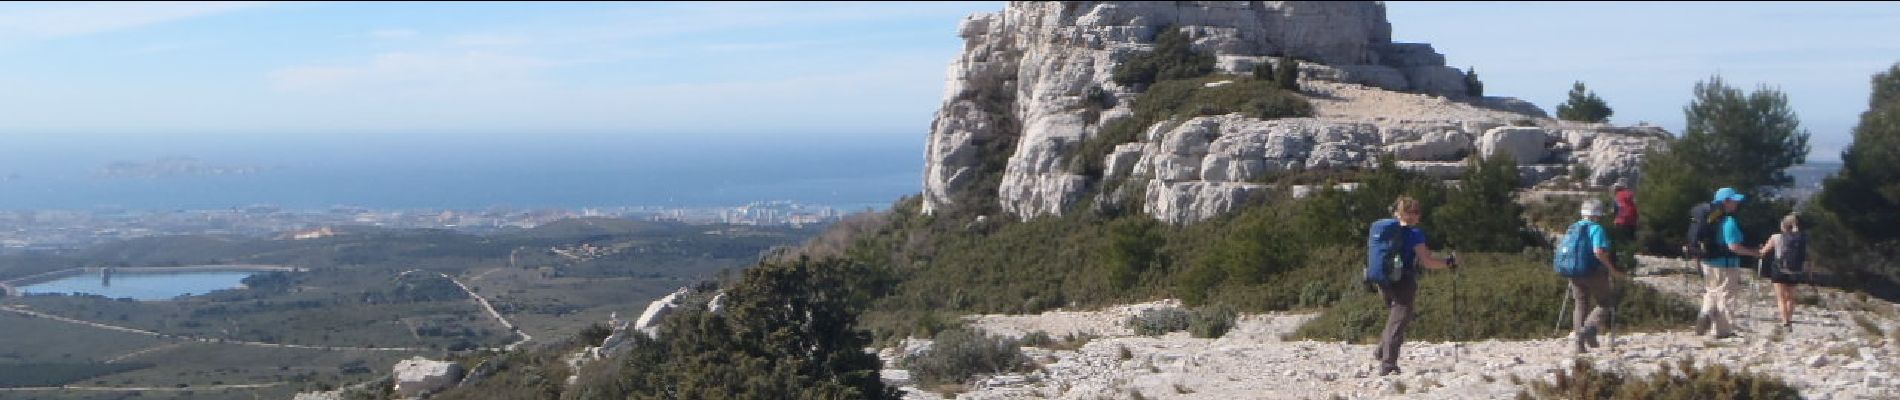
left=921, top=1, right=1668, bottom=223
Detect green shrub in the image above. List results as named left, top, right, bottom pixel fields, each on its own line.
left=1275, top=55, right=1299, bottom=91
left=1188, top=303, right=1238, bottom=338
left=904, top=327, right=1032, bottom=387
left=1290, top=251, right=1696, bottom=342
left=1127, top=307, right=1192, bottom=336
left=1111, top=26, right=1215, bottom=87
left=1522, top=358, right=1802, bottom=400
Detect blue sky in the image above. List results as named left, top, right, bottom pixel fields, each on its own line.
left=2, top=1, right=1895, bottom=163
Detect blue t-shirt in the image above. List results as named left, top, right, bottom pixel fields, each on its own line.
left=1585, top=221, right=1610, bottom=251
left=1705, top=215, right=1745, bottom=268
left=1399, top=226, right=1428, bottom=274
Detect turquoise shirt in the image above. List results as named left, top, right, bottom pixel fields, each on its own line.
left=1704, top=215, right=1744, bottom=268
left=1586, top=221, right=1610, bottom=251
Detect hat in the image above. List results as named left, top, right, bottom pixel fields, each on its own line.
left=1712, top=187, right=1745, bottom=204
left=1581, top=199, right=1603, bottom=217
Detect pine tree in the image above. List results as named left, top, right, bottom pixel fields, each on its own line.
left=1556, top=81, right=1614, bottom=122
left=1635, top=76, right=1809, bottom=254
left=1464, top=67, right=1484, bottom=98
left=1812, top=63, right=1900, bottom=295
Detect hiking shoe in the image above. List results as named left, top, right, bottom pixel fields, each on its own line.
left=1694, top=313, right=1712, bottom=336
left=1572, top=340, right=1589, bottom=355
left=1377, top=364, right=1402, bottom=376
left=1713, top=331, right=1741, bottom=340
left=1580, top=327, right=1601, bottom=348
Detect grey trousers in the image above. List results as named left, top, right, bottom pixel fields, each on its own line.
left=1570, top=268, right=1615, bottom=338
left=1374, top=277, right=1418, bottom=366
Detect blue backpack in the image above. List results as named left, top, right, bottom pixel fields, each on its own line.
left=1553, top=220, right=1599, bottom=278
left=1366, top=218, right=1407, bottom=285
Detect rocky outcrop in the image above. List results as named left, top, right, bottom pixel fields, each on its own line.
left=634, top=287, right=690, bottom=338
left=393, top=357, right=464, bottom=398
left=920, top=1, right=1671, bottom=223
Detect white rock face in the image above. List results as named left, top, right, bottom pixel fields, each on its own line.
left=393, top=357, right=464, bottom=398
left=920, top=1, right=1668, bottom=223
left=634, top=287, right=690, bottom=338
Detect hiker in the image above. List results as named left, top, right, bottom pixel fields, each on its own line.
left=1556, top=199, right=1625, bottom=354
left=1757, top=214, right=1808, bottom=331
left=1691, top=187, right=1762, bottom=339
left=1364, top=195, right=1456, bottom=376
left=1611, top=178, right=1639, bottom=266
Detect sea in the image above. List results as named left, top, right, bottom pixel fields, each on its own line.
left=0, top=133, right=925, bottom=212
left=0, top=133, right=1845, bottom=212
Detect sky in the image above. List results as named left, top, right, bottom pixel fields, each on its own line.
left=1, top=1, right=1895, bottom=163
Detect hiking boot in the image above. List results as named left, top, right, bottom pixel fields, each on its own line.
left=1579, top=326, right=1601, bottom=348
left=1713, top=331, right=1741, bottom=340
left=1377, top=364, right=1402, bottom=376
left=1572, top=339, right=1589, bottom=355
left=1694, top=313, right=1712, bottom=336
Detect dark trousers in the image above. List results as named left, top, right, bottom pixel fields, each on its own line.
left=1570, top=268, right=1615, bottom=337
left=1374, top=277, right=1418, bottom=367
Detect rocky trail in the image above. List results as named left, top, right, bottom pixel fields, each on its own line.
left=884, top=257, right=1900, bottom=399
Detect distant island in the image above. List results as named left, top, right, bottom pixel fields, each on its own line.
left=98, top=156, right=270, bottom=179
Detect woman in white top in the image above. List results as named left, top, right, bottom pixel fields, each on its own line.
left=1756, top=214, right=1806, bottom=331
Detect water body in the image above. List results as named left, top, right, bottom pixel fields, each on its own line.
left=17, top=270, right=258, bottom=300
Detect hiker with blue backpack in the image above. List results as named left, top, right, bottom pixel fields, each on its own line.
left=1756, top=214, right=1808, bottom=332
left=1364, top=195, right=1457, bottom=376
left=1555, top=199, right=1626, bottom=354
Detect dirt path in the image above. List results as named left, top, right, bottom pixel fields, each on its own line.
left=890, top=257, right=1900, bottom=399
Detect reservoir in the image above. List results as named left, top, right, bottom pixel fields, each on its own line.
left=15, top=269, right=260, bottom=300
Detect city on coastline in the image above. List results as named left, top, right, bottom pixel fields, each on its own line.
left=0, top=200, right=862, bottom=251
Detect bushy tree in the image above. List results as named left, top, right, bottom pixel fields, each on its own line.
left=1556, top=81, right=1614, bottom=123
left=568, top=257, right=899, bottom=400
left=1812, top=63, right=1900, bottom=297
left=1635, top=76, right=1810, bottom=254
left=1431, top=152, right=1533, bottom=252
left=1274, top=55, right=1300, bottom=91
left=1111, top=26, right=1215, bottom=87
left=1464, top=67, right=1484, bottom=98
left=1251, top=60, right=1274, bottom=81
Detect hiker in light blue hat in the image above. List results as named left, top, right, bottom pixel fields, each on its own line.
left=1692, top=187, right=1762, bottom=339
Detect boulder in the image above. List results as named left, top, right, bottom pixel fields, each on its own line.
left=1479, top=127, right=1548, bottom=165
left=393, top=357, right=464, bottom=398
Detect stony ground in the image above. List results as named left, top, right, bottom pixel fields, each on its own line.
left=882, top=256, right=1900, bottom=399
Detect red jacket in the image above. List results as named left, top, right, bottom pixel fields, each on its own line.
left=1614, top=188, right=1638, bottom=227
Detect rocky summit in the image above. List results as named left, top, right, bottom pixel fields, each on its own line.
left=921, top=1, right=1669, bottom=223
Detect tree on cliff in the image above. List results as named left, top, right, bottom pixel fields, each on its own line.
left=1464, top=67, right=1484, bottom=98
left=1556, top=81, right=1614, bottom=123
left=1811, top=63, right=1900, bottom=298
left=1636, top=76, right=1809, bottom=254
left=1112, top=26, right=1214, bottom=87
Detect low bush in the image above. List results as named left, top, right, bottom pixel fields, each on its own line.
left=904, top=327, right=1033, bottom=387
left=1127, top=307, right=1192, bottom=336
left=1188, top=303, right=1238, bottom=338
left=1521, top=358, right=1801, bottom=399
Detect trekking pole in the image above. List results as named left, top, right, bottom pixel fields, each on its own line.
left=1554, top=285, right=1571, bottom=336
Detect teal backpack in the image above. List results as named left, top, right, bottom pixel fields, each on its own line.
left=1553, top=220, right=1599, bottom=278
